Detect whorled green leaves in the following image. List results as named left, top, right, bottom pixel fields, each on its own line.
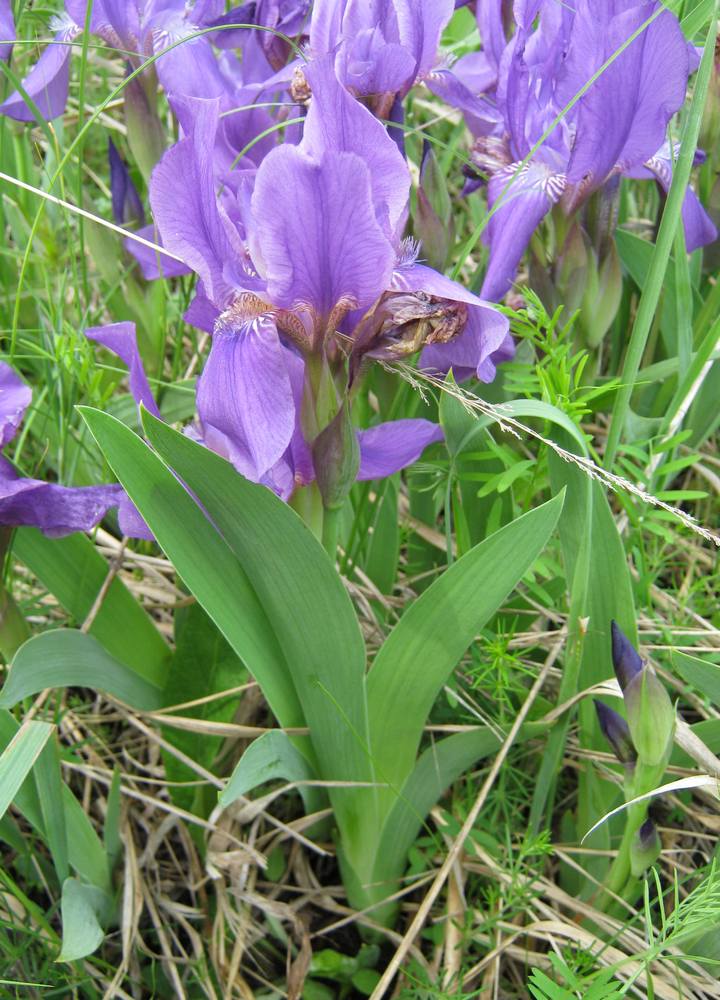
left=80, top=406, right=563, bottom=917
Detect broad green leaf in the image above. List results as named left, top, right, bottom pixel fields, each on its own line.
left=220, top=731, right=316, bottom=810
left=372, top=728, right=502, bottom=907
left=672, top=650, right=720, bottom=706
left=0, top=718, right=53, bottom=821
left=140, top=412, right=371, bottom=853
left=79, top=408, right=302, bottom=733
left=363, top=478, right=400, bottom=596
left=0, top=630, right=164, bottom=711
left=0, top=711, right=111, bottom=892
left=164, top=603, right=247, bottom=814
left=35, top=737, right=69, bottom=882
left=57, top=878, right=109, bottom=962
left=367, top=493, right=564, bottom=817
left=13, top=528, right=170, bottom=687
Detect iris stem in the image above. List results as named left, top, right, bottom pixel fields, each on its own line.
left=321, top=506, right=340, bottom=562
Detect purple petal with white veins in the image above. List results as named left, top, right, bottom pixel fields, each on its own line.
left=252, top=144, right=394, bottom=318
left=150, top=96, right=241, bottom=306
left=479, top=160, right=565, bottom=302
left=196, top=315, right=297, bottom=481
left=356, top=419, right=444, bottom=480
left=0, top=364, right=31, bottom=448
left=0, top=29, right=74, bottom=121
left=303, top=57, right=410, bottom=236
left=86, top=322, right=161, bottom=418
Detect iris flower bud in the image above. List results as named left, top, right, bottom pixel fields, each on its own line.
left=312, top=404, right=360, bottom=511
left=630, top=817, right=662, bottom=877
left=624, top=667, right=675, bottom=768
left=611, top=621, right=643, bottom=691
left=594, top=700, right=636, bottom=765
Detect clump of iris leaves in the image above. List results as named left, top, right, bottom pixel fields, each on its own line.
left=0, top=1, right=719, bottom=998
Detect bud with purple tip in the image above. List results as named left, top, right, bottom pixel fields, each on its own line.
left=630, top=817, right=662, bottom=878
left=611, top=620, right=644, bottom=692
left=594, top=700, right=636, bottom=766
left=610, top=622, right=675, bottom=769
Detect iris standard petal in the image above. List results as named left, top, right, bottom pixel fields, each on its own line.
left=561, top=1, right=688, bottom=195
left=303, top=57, right=411, bottom=237
left=356, top=418, right=444, bottom=480
left=252, top=144, right=395, bottom=319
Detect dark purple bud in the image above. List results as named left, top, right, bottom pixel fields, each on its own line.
left=630, top=817, right=661, bottom=877
left=611, top=620, right=643, bottom=692
left=594, top=700, right=636, bottom=765
left=109, top=139, right=145, bottom=228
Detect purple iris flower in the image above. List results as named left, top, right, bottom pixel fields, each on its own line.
left=308, top=0, right=455, bottom=118
left=0, top=0, right=273, bottom=121
left=0, top=363, right=142, bottom=537
left=433, top=0, right=717, bottom=302
left=121, top=59, right=509, bottom=499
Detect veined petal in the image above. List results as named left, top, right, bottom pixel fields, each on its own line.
left=0, top=27, right=75, bottom=121
left=0, top=456, right=125, bottom=538
left=150, top=96, right=241, bottom=306
left=303, top=57, right=411, bottom=237
left=252, top=144, right=395, bottom=318
left=393, top=0, right=454, bottom=82
left=513, top=0, right=544, bottom=29
left=0, top=363, right=31, bottom=448
left=480, top=160, right=565, bottom=302
left=85, top=322, right=161, bottom=418
left=561, top=1, right=688, bottom=193
left=126, top=224, right=192, bottom=280
left=196, top=315, right=297, bottom=481
left=356, top=418, right=444, bottom=480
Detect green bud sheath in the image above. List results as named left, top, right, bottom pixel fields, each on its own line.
left=624, top=667, right=675, bottom=768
